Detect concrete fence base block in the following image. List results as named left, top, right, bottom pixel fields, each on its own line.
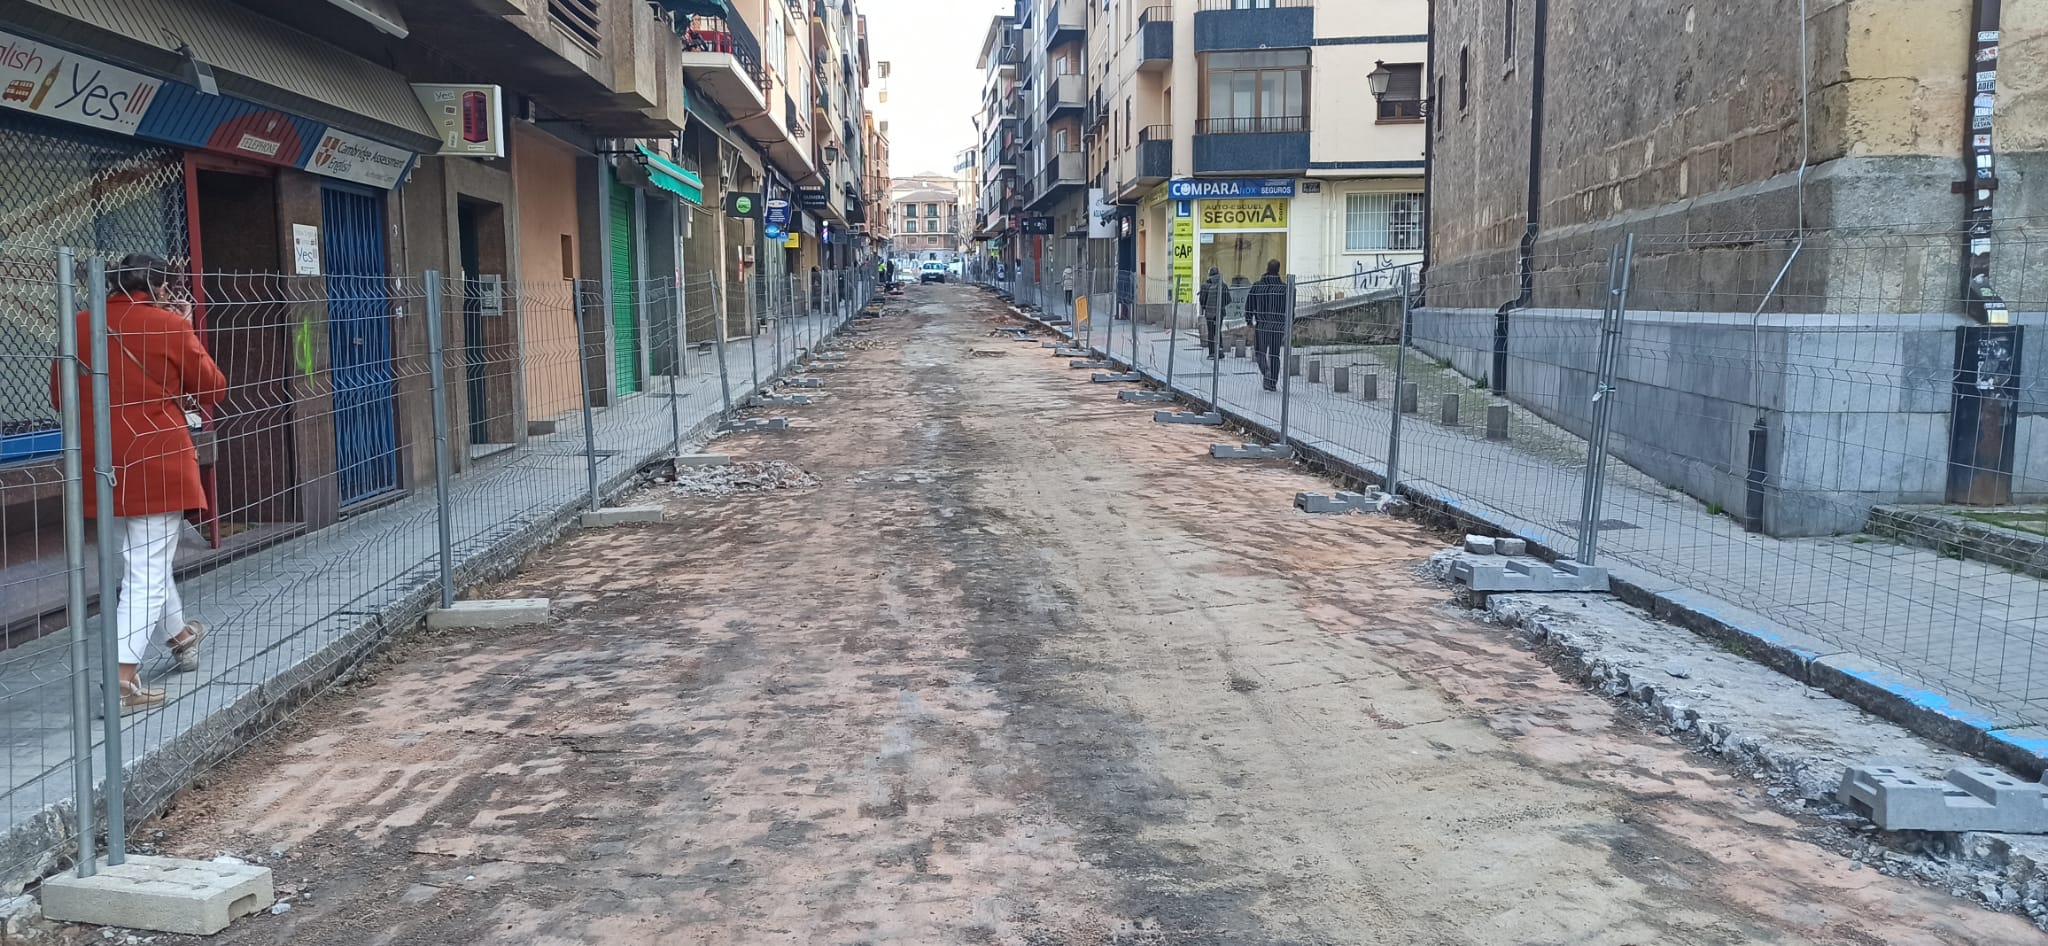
left=1055, top=348, right=1091, bottom=357
left=1091, top=372, right=1143, bottom=383
left=1360, top=374, right=1380, bottom=401
left=719, top=417, right=791, bottom=433
left=1838, top=766, right=2048, bottom=833
left=580, top=506, right=666, bottom=527
left=1333, top=366, right=1351, bottom=393
left=1306, top=359, right=1323, bottom=383
left=672, top=454, right=732, bottom=468
left=813, top=352, right=849, bottom=361
left=427, top=598, right=553, bottom=629
left=1464, top=534, right=1498, bottom=554
left=1155, top=410, right=1224, bottom=426
left=1451, top=557, right=1609, bottom=593
left=1441, top=395, right=1461, bottom=426
left=1070, top=359, right=1112, bottom=369
left=752, top=394, right=820, bottom=406
left=41, top=856, right=274, bottom=936
left=1233, top=343, right=1247, bottom=358
left=1118, top=391, right=1175, bottom=402
left=1210, top=443, right=1295, bottom=460
left=1287, top=354, right=1302, bottom=377
left=805, top=363, right=847, bottom=372
left=1042, top=341, right=1065, bottom=348
left=1486, top=404, right=1511, bottom=441
left=1398, top=382, right=1420, bottom=414
left=1295, top=490, right=1394, bottom=515
left=781, top=378, right=825, bottom=389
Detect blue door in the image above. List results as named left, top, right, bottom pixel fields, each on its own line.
left=322, top=186, right=400, bottom=506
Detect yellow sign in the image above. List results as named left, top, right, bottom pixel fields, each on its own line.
left=784, top=232, right=801, bottom=249
left=1199, top=199, right=1289, bottom=231
left=1171, top=217, right=1196, bottom=303
left=1074, top=295, right=1090, bottom=333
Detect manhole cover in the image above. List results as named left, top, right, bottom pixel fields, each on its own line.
left=1564, top=518, right=1641, bottom=531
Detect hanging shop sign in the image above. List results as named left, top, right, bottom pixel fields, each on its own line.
left=799, top=187, right=831, bottom=209
left=0, top=29, right=161, bottom=135
left=725, top=191, right=763, bottom=218
left=764, top=197, right=792, bottom=228
left=304, top=128, right=412, bottom=188
left=411, top=83, right=505, bottom=158
left=1171, top=215, right=1195, bottom=304
left=1087, top=187, right=1115, bottom=239
left=1168, top=177, right=1296, bottom=201
left=1020, top=216, right=1054, bottom=235
left=1199, top=199, right=1290, bottom=231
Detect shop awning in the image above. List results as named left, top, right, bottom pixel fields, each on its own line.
left=637, top=144, right=705, bottom=205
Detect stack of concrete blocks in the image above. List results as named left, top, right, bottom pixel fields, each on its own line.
left=1449, top=535, right=1609, bottom=593
left=1838, top=766, right=2048, bottom=833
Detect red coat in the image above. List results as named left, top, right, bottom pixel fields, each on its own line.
left=49, top=297, right=227, bottom=518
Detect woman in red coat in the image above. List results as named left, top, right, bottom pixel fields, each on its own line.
left=53, top=254, right=226, bottom=714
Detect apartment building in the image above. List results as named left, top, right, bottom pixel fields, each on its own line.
left=891, top=185, right=966, bottom=261
left=973, top=14, right=1022, bottom=276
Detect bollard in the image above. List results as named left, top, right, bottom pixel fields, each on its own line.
left=1233, top=341, right=1247, bottom=358
left=1361, top=372, right=1379, bottom=401
left=1398, top=381, right=1419, bottom=413
left=1487, top=403, right=1511, bottom=441
left=1287, top=353, right=1301, bottom=377
left=1333, top=365, right=1350, bottom=394
left=1307, top=359, right=1322, bottom=384
left=1441, top=395, right=1461, bottom=426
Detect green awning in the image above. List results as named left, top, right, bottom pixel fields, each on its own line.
left=637, top=144, right=705, bottom=205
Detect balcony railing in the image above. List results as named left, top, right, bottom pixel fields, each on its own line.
left=1195, top=115, right=1308, bottom=135
left=680, top=15, right=768, bottom=93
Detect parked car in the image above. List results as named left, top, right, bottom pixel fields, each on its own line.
left=920, top=261, right=949, bottom=284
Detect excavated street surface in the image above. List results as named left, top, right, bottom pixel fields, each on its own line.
left=86, top=284, right=2045, bottom=945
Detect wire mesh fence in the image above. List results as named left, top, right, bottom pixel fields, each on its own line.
left=1023, top=223, right=2048, bottom=741
left=0, top=246, right=874, bottom=890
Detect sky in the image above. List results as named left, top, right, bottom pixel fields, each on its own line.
left=860, top=0, right=1011, bottom=179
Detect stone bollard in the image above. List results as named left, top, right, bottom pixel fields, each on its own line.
left=1360, top=373, right=1379, bottom=401
left=1398, top=381, right=1419, bottom=413
left=1441, top=395, right=1461, bottom=426
left=1287, top=354, right=1302, bottom=377
left=1233, top=342, right=1247, bottom=358
left=1487, top=404, right=1510, bottom=440
left=1333, top=366, right=1351, bottom=394
left=1307, top=359, right=1323, bottom=384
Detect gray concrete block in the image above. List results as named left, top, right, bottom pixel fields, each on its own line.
left=1042, top=341, right=1064, bottom=348
left=1211, top=443, right=1295, bottom=460
left=1118, top=390, right=1174, bottom=402
left=1360, top=373, right=1379, bottom=400
left=1155, top=410, right=1224, bottom=425
left=1306, top=359, right=1322, bottom=383
left=672, top=453, right=732, bottom=467
left=752, top=394, right=819, bottom=406
left=527, top=419, right=558, bottom=436
left=427, top=598, right=552, bottom=629
left=1496, top=537, right=1528, bottom=556
left=781, top=378, right=824, bottom=389
left=1296, top=491, right=1392, bottom=514
left=1091, top=372, right=1142, bottom=383
left=41, top=855, right=273, bottom=936
left=1333, top=366, right=1350, bottom=393
left=580, top=506, right=666, bottom=527
left=1399, top=382, right=1420, bottom=413
left=813, top=352, right=849, bottom=361
left=1287, top=354, right=1302, bottom=377
left=720, top=417, right=790, bottom=432
left=1055, top=347, right=1091, bottom=357
left=1070, top=359, right=1112, bottom=369
left=1838, top=765, right=2048, bottom=833
left=1452, top=558, right=1610, bottom=593
left=1233, top=342, right=1247, bottom=358
left=1441, top=395, right=1461, bottom=426
left=1487, top=404, right=1510, bottom=440
left=1464, top=534, right=1498, bottom=554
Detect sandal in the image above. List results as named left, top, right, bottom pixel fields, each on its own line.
left=169, top=623, right=204, bottom=673
left=120, top=680, right=166, bottom=716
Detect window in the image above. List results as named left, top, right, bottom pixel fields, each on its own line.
left=1199, top=49, right=1310, bottom=134
left=927, top=203, right=939, bottom=217
left=1458, top=47, right=1469, bottom=110
left=1124, top=99, right=1133, bottom=148
left=1376, top=63, right=1423, bottom=122
left=1056, top=128, right=1071, bottom=153
left=927, top=235, right=940, bottom=245
left=1504, top=0, right=1517, bottom=62
left=1344, top=193, right=1425, bottom=252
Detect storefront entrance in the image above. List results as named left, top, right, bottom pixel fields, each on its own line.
left=320, top=185, right=400, bottom=507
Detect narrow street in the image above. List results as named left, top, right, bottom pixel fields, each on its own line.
left=113, top=285, right=2040, bottom=946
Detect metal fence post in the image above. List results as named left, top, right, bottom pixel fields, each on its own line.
left=1387, top=268, right=1411, bottom=498
left=1127, top=273, right=1140, bottom=371
left=665, top=274, right=685, bottom=455
left=1163, top=275, right=1182, bottom=396
left=746, top=274, right=761, bottom=396
left=423, top=273, right=455, bottom=609
left=55, top=248, right=97, bottom=877
left=86, top=257, right=126, bottom=864
left=571, top=278, right=603, bottom=513
left=711, top=275, right=735, bottom=416
left=1278, top=275, right=1297, bottom=444
left=1577, top=234, right=1635, bottom=566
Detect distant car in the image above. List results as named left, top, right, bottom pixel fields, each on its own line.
left=919, top=261, right=948, bottom=284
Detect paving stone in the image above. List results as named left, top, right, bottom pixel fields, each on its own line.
left=41, top=856, right=273, bottom=936
left=427, top=599, right=552, bottom=629
left=580, top=506, right=666, bottom=527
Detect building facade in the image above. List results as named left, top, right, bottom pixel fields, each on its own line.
left=1422, top=0, right=2048, bottom=535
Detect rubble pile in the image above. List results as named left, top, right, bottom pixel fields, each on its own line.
left=670, top=460, right=819, bottom=497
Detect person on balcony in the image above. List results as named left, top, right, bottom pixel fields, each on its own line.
left=51, top=254, right=226, bottom=714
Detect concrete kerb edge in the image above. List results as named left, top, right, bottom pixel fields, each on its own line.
left=0, top=391, right=744, bottom=897
left=1097, top=344, right=2048, bottom=781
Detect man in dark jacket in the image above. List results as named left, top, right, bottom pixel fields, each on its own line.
left=1198, top=268, right=1227, bottom=358
left=1245, top=260, right=1289, bottom=391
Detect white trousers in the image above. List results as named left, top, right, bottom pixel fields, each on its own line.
left=114, top=513, right=187, bottom=666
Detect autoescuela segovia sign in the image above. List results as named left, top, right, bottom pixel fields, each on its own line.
left=1168, top=178, right=1296, bottom=200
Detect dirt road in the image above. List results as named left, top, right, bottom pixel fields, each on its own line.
left=110, top=284, right=2041, bottom=945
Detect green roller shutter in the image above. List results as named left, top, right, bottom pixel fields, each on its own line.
left=609, top=168, right=641, bottom=395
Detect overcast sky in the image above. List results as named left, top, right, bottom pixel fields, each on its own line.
left=862, top=0, right=1010, bottom=179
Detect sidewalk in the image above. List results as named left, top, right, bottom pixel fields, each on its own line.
left=1052, top=309, right=2048, bottom=766
left=0, top=308, right=847, bottom=892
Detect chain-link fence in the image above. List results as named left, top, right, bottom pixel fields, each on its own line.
left=0, top=246, right=873, bottom=891
left=1023, top=224, right=2048, bottom=743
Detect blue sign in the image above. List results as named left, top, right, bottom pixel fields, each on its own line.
left=1168, top=178, right=1297, bottom=200
left=765, top=225, right=785, bottom=241
left=765, top=198, right=792, bottom=228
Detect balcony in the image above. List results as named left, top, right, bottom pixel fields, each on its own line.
left=1193, top=0, right=1313, bottom=52
left=678, top=14, right=768, bottom=116
left=402, top=0, right=679, bottom=135
left=1119, top=125, right=1173, bottom=200
left=1045, top=74, right=1085, bottom=121
left=1044, top=0, right=1085, bottom=47
left=1193, top=116, right=1309, bottom=173
left=1138, top=6, right=1173, bottom=71
left=1027, top=151, right=1085, bottom=210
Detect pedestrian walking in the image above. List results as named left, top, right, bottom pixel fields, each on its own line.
left=1198, top=267, right=1226, bottom=358
left=1246, top=260, right=1289, bottom=392
left=1061, top=265, right=1076, bottom=321
left=52, top=254, right=226, bottom=713
left=809, top=265, right=822, bottom=313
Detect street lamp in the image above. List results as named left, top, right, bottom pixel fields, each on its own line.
left=1366, top=61, right=1392, bottom=98
left=824, top=144, right=840, bottom=164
